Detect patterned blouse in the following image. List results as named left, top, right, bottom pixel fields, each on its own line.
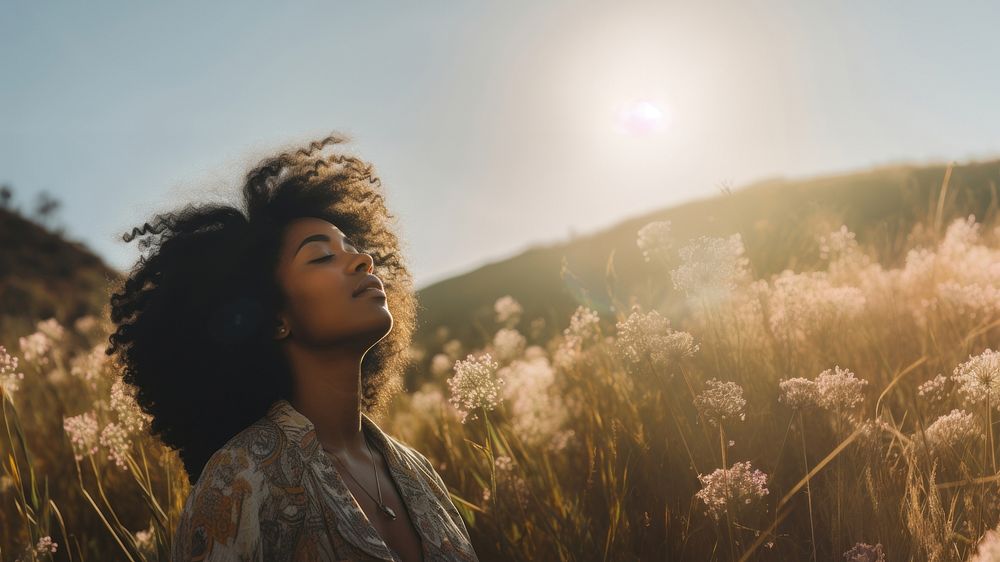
left=170, top=399, right=480, bottom=561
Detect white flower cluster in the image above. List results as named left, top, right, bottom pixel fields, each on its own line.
left=446, top=353, right=504, bottom=423
left=553, top=306, right=602, bottom=370
left=897, top=216, right=1000, bottom=328
left=429, top=353, right=454, bottom=379
left=952, top=348, right=1000, bottom=407
left=615, top=308, right=699, bottom=375
left=499, top=355, right=572, bottom=451
left=70, top=344, right=110, bottom=391
left=766, top=270, right=866, bottom=344
left=636, top=220, right=673, bottom=265
left=35, top=536, right=58, bottom=555
left=494, top=295, right=523, bottom=326
left=63, top=411, right=100, bottom=461
left=693, top=379, right=747, bottom=427
left=778, top=377, right=818, bottom=410
left=815, top=366, right=869, bottom=411
left=670, top=234, right=751, bottom=306
left=694, top=461, right=769, bottom=521
left=490, top=455, right=530, bottom=510
left=971, top=522, right=1000, bottom=562
left=100, top=422, right=131, bottom=469
left=492, top=328, right=527, bottom=364
left=0, top=345, right=25, bottom=397
left=917, top=374, right=953, bottom=406
left=110, top=379, right=152, bottom=434
left=918, top=409, right=978, bottom=453
left=18, top=318, right=66, bottom=369
left=778, top=366, right=869, bottom=412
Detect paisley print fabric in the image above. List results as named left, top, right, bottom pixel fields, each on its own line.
left=171, top=399, right=480, bottom=561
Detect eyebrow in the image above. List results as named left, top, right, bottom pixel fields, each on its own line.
left=294, top=233, right=358, bottom=257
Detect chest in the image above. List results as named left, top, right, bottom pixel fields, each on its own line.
left=326, top=450, right=426, bottom=562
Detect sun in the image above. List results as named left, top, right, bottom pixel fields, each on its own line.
left=614, top=99, right=669, bottom=136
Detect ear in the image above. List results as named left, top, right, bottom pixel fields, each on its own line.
left=274, top=318, right=290, bottom=340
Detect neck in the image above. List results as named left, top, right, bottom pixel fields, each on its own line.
left=284, top=342, right=368, bottom=458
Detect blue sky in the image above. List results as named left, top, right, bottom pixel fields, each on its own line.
left=3, top=0, right=999, bottom=288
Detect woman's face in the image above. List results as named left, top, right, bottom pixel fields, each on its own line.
left=273, top=217, right=392, bottom=350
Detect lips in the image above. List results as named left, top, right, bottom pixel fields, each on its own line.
left=352, top=275, right=385, bottom=298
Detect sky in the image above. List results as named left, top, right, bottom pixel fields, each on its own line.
left=3, top=0, right=1000, bottom=289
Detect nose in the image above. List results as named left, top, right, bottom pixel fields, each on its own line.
left=354, top=252, right=374, bottom=274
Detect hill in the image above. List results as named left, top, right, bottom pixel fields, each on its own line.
left=411, top=159, right=1000, bottom=364
left=0, top=207, right=121, bottom=342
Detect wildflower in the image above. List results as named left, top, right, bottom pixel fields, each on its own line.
left=819, top=225, right=860, bottom=261
left=917, top=374, right=952, bottom=406
left=970, top=522, right=1000, bottom=562
left=100, top=421, right=131, bottom=469
left=36, top=318, right=65, bottom=341
left=70, top=344, right=109, bottom=390
left=35, top=536, right=58, bottom=555
left=409, top=383, right=460, bottom=422
left=553, top=306, right=602, bottom=370
left=843, top=542, right=885, bottom=562
left=442, top=339, right=463, bottom=361
left=548, top=428, right=576, bottom=453
left=856, top=418, right=893, bottom=452
left=0, top=345, right=25, bottom=397
left=134, top=525, right=155, bottom=554
left=499, top=355, right=569, bottom=449
left=636, top=220, right=673, bottom=265
left=918, top=409, right=978, bottom=452
left=564, top=306, right=602, bottom=349
left=814, top=366, right=868, bottom=411
left=110, top=379, right=152, bottom=434
left=670, top=234, right=750, bottom=305
left=766, top=271, right=866, bottom=344
left=694, top=461, right=769, bottom=521
left=492, top=328, right=526, bottom=363
left=446, top=353, right=504, bottom=423
left=694, top=379, right=747, bottom=426
left=778, top=377, right=818, bottom=409
left=18, top=332, right=52, bottom=367
left=430, top=353, right=453, bottom=378
left=63, top=412, right=100, bottom=461
left=953, top=348, right=1000, bottom=406
left=494, top=295, right=523, bottom=326
left=615, top=308, right=699, bottom=374
left=491, top=456, right=529, bottom=509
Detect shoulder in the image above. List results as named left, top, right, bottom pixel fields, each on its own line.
left=171, top=418, right=278, bottom=561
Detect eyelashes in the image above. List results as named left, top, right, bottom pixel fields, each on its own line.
left=309, top=248, right=365, bottom=264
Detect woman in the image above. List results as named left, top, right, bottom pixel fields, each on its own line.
left=106, top=134, right=480, bottom=561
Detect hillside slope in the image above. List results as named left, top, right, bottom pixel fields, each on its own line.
left=412, top=159, right=1000, bottom=358
left=0, top=207, right=121, bottom=341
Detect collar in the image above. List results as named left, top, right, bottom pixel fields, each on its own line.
left=265, top=399, right=446, bottom=561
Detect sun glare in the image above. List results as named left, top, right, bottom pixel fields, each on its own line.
left=614, top=99, right=669, bottom=136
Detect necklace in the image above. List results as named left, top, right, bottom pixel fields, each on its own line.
left=326, top=432, right=398, bottom=520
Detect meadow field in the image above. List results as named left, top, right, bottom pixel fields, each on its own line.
left=4, top=167, right=1000, bottom=561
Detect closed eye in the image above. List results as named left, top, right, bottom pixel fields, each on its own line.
left=310, top=255, right=334, bottom=263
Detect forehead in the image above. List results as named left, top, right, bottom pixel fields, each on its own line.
left=283, top=217, right=344, bottom=241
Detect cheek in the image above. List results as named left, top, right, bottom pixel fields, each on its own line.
left=287, top=276, right=356, bottom=330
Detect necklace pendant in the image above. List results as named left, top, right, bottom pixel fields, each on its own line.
left=381, top=504, right=397, bottom=520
